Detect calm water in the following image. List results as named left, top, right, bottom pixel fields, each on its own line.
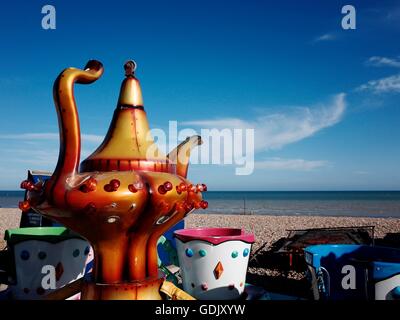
left=201, top=191, right=400, bottom=218
left=2, top=191, right=400, bottom=218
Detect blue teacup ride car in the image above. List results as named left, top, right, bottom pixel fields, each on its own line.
left=304, top=244, right=400, bottom=300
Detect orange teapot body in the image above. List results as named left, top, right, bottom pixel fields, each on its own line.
left=20, top=60, right=207, bottom=298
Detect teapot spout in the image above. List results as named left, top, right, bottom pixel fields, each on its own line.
left=167, top=135, right=202, bottom=178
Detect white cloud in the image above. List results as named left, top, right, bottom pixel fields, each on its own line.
left=0, top=133, right=104, bottom=171
left=255, top=158, right=328, bottom=171
left=82, top=134, right=104, bottom=143
left=8, top=149, right=58, bottom=167
left=313, top=33, right=336, bottom=42
left=357, top=74, right=400, bottom=94
left=354, top=170, right=369, bottom=175
left=0, top=133, right=58, bottom=140
left=184, top=93, right=346, bottom=152
left=0, top=132, right=104, bottom=143
left=367, top=56, right=400, bottom=68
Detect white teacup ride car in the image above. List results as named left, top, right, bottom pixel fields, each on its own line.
left=174, top=228, right=255, bottom=300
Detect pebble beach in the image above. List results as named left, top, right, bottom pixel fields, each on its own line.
left=2, top=208, right=400, bottom=250
left=1, top=208, right=400, bottom=297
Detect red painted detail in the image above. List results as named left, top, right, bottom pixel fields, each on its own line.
left=176, top=202, right=186, bottom=213
left=176, top=182, right=187, bottom=194
left=213, top=262, right=224, bottom=279
left=19, top=201, right=31, bottom=212
left=20, top=180, right=35, bottom=191
left=110, top=179, right=120, bottom=190
left=163, top=181, right=173, bottom=191
left=128, top=184, right=138, bottom=193
left=200, top=200, right=208, bottom=209
left=158, top=185, right=167, bottom=195
left=134, top=181, right=144, bottom=190
left=80, top=177, right=97, bottom=193
left=184, top=202, right=194, bottom=212
left=55, top=262, right=64, bottom=281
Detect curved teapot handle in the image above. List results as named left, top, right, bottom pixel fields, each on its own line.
left=48, top=60, right=104, bottom=205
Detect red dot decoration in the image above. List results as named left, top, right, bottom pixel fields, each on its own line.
left=80, top=177, right=97, bottom=193
left=200, top=200, right=208, bottom=209
left=20, top=180, right=34, bottom=191
left=184, top=202, right=194, bottom=212
left=110, top=179, right=120, bottom=190
left=104, top=179, right=120, bottom=192
left=176, top=182, right=187, bottom=194
left=201, top=283, right=208, bottom=291
left=128, top=184, right=137, bottom=193
left=158, top=185, right=167, bottom=194
left=19, top=201, right=31, bottom=212
left=194, top=201, right=201, bottom=209
left=163, top=181, right=173, bottom=191
left=176, top=202, right=186, bottom=213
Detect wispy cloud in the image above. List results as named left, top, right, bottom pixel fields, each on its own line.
left=357, top=74, right=400, bottom=94
left=81, top=134, right=104, bottom=143
left=184, top=93, right=346, bottom=152
left=366, top=56, right=400, bottom=68
left=0, top=132, right=104, bottom=143
left=313, top=33, right=336, bottom=43
left=255, top=158, right=328, bottom=171
left=357, top=55, right=400, bottom=94
left=386, top=6, right=400, bottom=22
left=5, top=149, right=59, bottom=167
left=0, top=133, right=104, bottom=172
left=354, top=170, right=369, bottom=175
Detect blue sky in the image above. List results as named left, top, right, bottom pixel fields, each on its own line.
left=0, top=0, right=399, bottom=190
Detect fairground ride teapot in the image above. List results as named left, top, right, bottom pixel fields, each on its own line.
left=19, top=60, right=208, bottom=300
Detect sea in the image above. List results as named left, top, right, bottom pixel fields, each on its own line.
left=1, top=191, right=400, bottom=218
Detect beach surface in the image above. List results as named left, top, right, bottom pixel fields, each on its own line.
left=185, top=213, right=400, bottom=296
left=1, top=208, right=400, bottom=250
left=1, top=208, right=400, bottom=297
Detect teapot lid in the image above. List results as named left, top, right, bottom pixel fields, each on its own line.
left=80, top=61, right=172, bottom=173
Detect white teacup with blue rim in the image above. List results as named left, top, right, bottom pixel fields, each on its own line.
left=174, top=228, right=254, bottom=300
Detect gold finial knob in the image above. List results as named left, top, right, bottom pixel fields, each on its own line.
left=124, top=60, right=137, bottom=77
left=117, top=60, right=143, bottom=107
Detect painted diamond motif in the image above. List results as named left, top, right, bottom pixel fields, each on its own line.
left=55, top=262, right=64, bottom=281
left=213, top=261, right=224, bottom=279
